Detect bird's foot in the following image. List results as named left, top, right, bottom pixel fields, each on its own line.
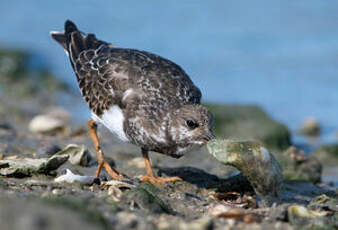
left=140, top=175, right=182, bottom=187
left=96, top=160, right=124, bottom=181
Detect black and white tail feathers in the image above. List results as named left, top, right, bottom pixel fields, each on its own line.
left=50, top=20, right=110, bottom=64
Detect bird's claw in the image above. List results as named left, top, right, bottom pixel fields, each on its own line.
left=96, top=160, right=124, bottom=180
left=140, top=175, right=182, bottom=187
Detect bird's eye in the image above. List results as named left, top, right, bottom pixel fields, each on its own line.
left=186, top=120, right=198, bottom=129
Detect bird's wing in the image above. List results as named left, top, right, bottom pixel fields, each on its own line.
left=73, top=45, right=201, bottom=116
left=73, top=45, right=131, bottom=116
left=51, top=20, right=201, bottom=117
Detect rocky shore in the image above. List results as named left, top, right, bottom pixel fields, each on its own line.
left=0, top=48, right=337, bottom=230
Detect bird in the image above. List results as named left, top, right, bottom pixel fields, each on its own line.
left=50, top=20, right=215, bottom=186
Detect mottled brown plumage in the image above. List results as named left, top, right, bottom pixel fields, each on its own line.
left=51, top=20, right=214, bottom=184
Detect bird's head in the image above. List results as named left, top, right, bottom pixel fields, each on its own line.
left=168, top=104, right=215, bottom=151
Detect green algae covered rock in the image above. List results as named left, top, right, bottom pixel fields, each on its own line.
left=278, top=146, right=322, bottom=183
left=205, top=104, right=291, bottom=150
left=207, top=139, right=283, bottom=206
left=0, top=154, right=69, bottom=177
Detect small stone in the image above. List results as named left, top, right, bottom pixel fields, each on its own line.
left=300, top=117, right=321, bottom=136
left=52, top=188, right=64, bottom=196
left=28, top=114, right=67, bottom=135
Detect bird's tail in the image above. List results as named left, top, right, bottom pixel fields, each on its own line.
left=50, top=20, right=110, bottom=63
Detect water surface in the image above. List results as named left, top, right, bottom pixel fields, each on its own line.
left=1, top=0, right=338, bottom=146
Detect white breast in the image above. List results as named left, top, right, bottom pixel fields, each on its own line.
left=91, top=105, right=129, bottom=142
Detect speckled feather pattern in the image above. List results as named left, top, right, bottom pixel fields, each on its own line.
left=51, top=21, right=213, bottom=158
left=73, top=46, right=201, bottom=115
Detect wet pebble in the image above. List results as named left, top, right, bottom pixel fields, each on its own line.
left=51, top=188, right=64, bottom=196
left=28, top=114, right=67, bottom=134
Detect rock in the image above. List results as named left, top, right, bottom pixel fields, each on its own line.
left=54, top=144, right=94, bottom=167
left=287, top=204, right=337, bottom=229
left=0, top=154, right=69, bottom=177
left=314, top=144, right=338, bottom=166
left=308, top=194, right=338, bottom=212
left=54, top=169, right=95, bottom=185
left=122, top=183, right=174, bottom=214
left=205, top=104, right=291, bottom=150
left=279, top=146, right=322, bottom=183
left=28, top=114, right=68, bottom=135
left=207, top=139, right=283, bottom=207
left=300, top=117, right=321, bottom=137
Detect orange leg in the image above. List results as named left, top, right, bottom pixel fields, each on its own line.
left=140, top=148, right=182, bottom=186
left=88, top=119, right=123, bottom=180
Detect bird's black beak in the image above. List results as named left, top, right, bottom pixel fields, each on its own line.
left=202, top=131, right=216, bottom=143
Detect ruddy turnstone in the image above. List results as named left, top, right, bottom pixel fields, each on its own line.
left=51, top=20, right=215, bottom=185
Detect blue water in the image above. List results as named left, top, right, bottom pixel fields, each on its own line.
left=1, top=0, right=338, bottom=146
